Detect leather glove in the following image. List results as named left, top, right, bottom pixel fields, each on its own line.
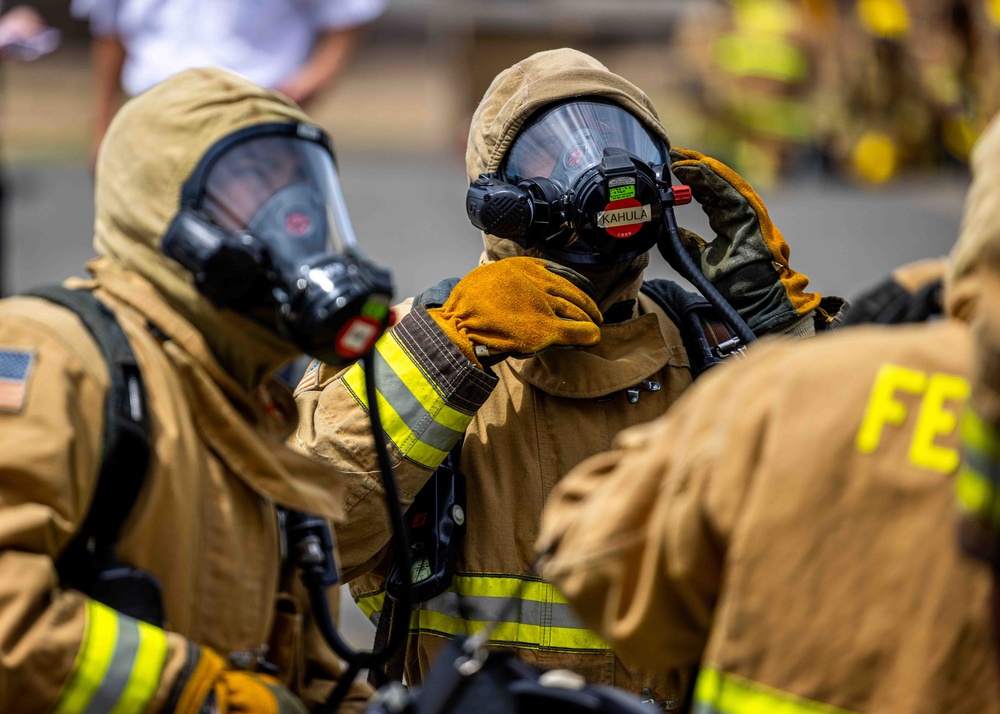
left=670, top=147, right=821, bottom=334
left=174, top=646, right=308, bottom=714
left=427, top=256, right=603, bottom=368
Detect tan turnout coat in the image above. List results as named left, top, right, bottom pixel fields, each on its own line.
left=294, top=48, right=827, bottom=706
left=538, top=115, right=1000, bottom=714
left=0, top=69, right=367, bottom=713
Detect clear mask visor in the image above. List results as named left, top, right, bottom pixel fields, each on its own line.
left=501, top=100, right=668, bottom=189
left=200, top=135, right=358, bottom=275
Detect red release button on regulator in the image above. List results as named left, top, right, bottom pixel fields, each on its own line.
left=671, top=185, right=693, bottom=206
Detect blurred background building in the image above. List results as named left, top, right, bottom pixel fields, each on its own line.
left=0, top=0, right=988, bottom=645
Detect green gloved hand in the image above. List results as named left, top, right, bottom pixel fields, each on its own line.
left=670, top=147, right=822, bottom=334
left=427, top=256, right=603, bottom=368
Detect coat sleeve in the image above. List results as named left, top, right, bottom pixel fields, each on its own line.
left=292, top=304, right=497, bottom=582
left=538, top=344, right=782, bottom=673
left=0, top=300, right=189, bottom=714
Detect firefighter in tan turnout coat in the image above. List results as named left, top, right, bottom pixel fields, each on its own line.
left=0, top=69, right=379, bottom=713
left=537, top=116, right=1000, bottom=713
left=293, top=48, right=839, bottom=707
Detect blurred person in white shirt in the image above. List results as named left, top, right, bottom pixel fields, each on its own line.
left=72, top=0, right=386, bottom=164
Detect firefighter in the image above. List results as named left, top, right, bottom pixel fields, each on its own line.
left=0, top=67, right=392, bottom=712
left=537, top=114, right=1000, bottom=713
left=293, top=48, right=841, bottom=708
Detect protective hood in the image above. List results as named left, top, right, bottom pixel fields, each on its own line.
left=467, top=49, right=671, bottom=309
left=94, top=68, right=312, bottom=391
left=946, top=113, right=1000, bottom=322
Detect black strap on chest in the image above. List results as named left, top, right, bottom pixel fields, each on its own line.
left=640, top=278, right=740, bottom=378
left=23, top=286, right=152, bottom=595
left=367, top=277, right=735, bottom=685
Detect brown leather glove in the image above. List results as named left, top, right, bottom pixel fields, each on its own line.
left=427, top=256, right=603, bottom=368
left=173, top=646, right=308, bottom=714
left=670, top=147, right=822, bottom=333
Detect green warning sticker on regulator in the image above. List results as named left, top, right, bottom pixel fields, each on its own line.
left=610, top=185, right=636, bottom=201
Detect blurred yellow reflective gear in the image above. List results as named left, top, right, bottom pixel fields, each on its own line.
left=714, top=34, right=810, bottom=83
left=943, top=115, right=980, bottom=162
left=857, top=0, right=910, bottom=38
left=989, top=0, right=1000, bottom=28
left=731, top=0, right=799, bottom=34
left=852, top=131, right=899, bottom=184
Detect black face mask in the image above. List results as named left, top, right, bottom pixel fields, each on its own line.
left=161, top=122, right=394, bottom=365
left=465, top=100, right=691, bottom=265
left=466, top=147, right=692, bottom=265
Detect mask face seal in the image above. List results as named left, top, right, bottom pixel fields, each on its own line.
left=161, top=122, right=394, bottom=365
left=467, top=100, right=677, bottom=265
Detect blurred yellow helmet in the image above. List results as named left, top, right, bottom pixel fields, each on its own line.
left=851, top=130, right=899, bottom=184
left=856, top=0, right=910, bottom=38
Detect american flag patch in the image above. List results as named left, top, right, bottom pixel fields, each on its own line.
left=0, top=348, right=35, bottom=413
left=293, top=359, right=321, bottom=397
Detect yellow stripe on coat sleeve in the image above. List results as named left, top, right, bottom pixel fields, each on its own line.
left=53, top=600, right=169, bottom=714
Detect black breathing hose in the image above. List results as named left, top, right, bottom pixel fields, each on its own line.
left=304, top=351, right=412, bottom=712
left=658, top=204, right=758, bottom=348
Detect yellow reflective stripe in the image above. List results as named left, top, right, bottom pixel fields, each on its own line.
left=956, top=465, right=996, bottom=515
left=53, top=601, right=168, bottom=714
left=961, top=409, right=1000, bottom=457
left=108, top=621, right=169, bottom=714
left=376, top=335, right=472, bottom=433
left=53, top=600, right=119, bottom=714
left=356, top=590, right=386, bottom=621
left=342, top=331, right=474, bottom=469
left=355, top=575, right=610, bottom=652
left=694, top=668, right=858, bottom=714
left=450, top=574, right=571, bottom=604
left=343, top=363, right=448, bottom=467
left=414, top=609, right=608, bottom=652
left=956, top=463, right=1000, bottom=529
left=957, top=409, right=1000, bottom=525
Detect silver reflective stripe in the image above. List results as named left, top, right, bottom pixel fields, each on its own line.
left=421, top=591, right=587, bottom=631
left=81, top=616, right=140, bottom=714
left=371, top=348, right=465, bottom=451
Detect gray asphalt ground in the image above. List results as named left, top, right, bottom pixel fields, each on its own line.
left=0, top=154, right=970, bottom=649
left=4, top=153, right=969, bottom=300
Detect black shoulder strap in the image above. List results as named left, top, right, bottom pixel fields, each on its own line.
left=842, top=277, right=943, bottom=327
left=640, top=278, right=741, bottom=379
left=370, top=437, right=465, bottom=687
left=23, top=285, right=151, bottom=590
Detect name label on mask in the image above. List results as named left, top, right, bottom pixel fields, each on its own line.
left=597, top=198, right=651, bottom=239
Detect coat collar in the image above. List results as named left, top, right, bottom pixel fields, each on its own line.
left=79, top=264, right=344, bottom=521
left=506, top=294, right=688, bottom=398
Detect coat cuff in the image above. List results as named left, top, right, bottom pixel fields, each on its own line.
left=340, top=305, right=497, bottom=469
